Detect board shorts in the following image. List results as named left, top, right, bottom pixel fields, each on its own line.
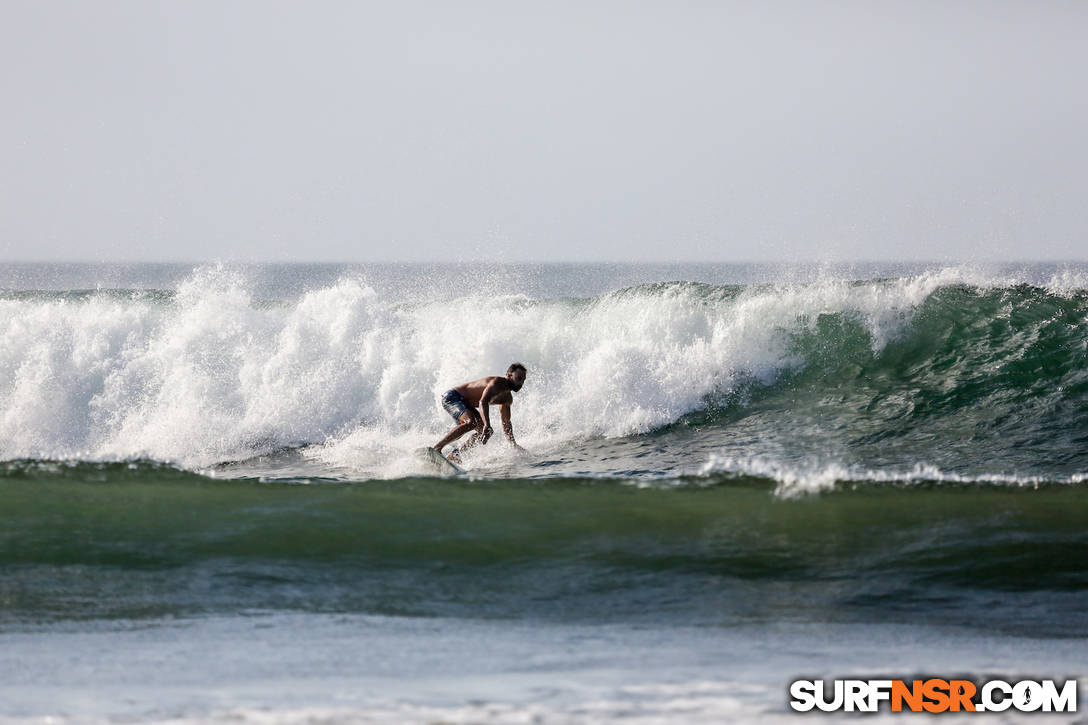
left=440, top=389, right=472, bottom=422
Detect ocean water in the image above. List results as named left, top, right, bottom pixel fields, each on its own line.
left=1, top=262, right=1086, bottom=723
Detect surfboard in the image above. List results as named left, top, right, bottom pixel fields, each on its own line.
left=415, top=447, right=466, bottom=475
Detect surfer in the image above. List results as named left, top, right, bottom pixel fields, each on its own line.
left=433, top=363, right=527, bottom=459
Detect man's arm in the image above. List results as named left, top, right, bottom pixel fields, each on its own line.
left=500, top=403, right=518, bottom=447
left=477, top=381, right=497, bottom=443
left=500, top=403, right=526, bottom=452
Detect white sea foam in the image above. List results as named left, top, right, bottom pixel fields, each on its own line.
left=0, top=685, right=1029, bottom=724
left=0, top=265, right=1060, bottom=471
left=78, top=687, right=771, bottom=725
left=698, top=454, right=1087, bottom=496
left=0, top=610, right=1079, bottom=725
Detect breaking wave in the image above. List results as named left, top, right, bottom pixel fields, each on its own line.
left=1, top=265, right=1086, bottom=480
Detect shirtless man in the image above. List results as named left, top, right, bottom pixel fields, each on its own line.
left=433, top=363, right=527, bottom=458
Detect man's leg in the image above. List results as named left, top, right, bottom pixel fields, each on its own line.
left=433, top=411, right=481, bottom=451
left=457, top=420, right=487, bottom=454
left=433, top=421, right=473, bottom=451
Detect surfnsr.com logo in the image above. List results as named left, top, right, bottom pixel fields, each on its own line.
left=789, top=678, right=1078, bottom=713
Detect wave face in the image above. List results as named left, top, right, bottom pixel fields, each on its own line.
left=2, top=264, right=1087, bottom=485
left=3, top=461, right=1087, bottom=633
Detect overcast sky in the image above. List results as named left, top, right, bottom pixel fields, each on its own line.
left=1, top=1, right=1085, bottom=263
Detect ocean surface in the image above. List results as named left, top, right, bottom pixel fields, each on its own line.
left=1, top=262, right=1087, bottom=723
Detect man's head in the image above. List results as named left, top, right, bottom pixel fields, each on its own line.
left=506, top=362, right=527, bottom=391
